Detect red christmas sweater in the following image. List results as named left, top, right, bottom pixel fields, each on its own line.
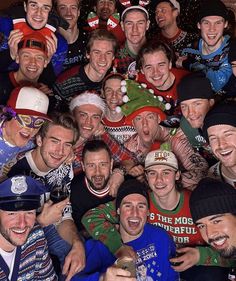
left=149, top=189, right=205, bottom=246
left=102, top=116, right=136, bottom=144
left=137, top=68, right=189, bottom=108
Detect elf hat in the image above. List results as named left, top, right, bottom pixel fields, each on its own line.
left=7, top=86, right=50, bottom=119
left=18, top=31, right=48, bottom=57
left=116, top=79, right=168, bottom=125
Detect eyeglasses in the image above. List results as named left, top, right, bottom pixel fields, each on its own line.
left=15, top=114, right=46, bottom=129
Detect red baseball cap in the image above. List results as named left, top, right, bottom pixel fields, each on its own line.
left=18, top=31, right=48, bottom=57
left=7, top=86, right=50, bottom=119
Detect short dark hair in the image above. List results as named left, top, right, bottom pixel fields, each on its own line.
left=86, top=29, right=118, bottom=55
left=82, top=139, right=112, bottom=162
left=38, top=112, right=79, bottom=144
left=136, top=40, right=175, bottom=70
left=102, top=73, right=124, bottom=91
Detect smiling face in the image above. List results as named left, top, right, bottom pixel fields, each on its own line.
left=121, top=10, right=149, bottom=47
left=56, top=0, right=80, bottom=29
left=4, top=117, right=42, bottom=147
left=103, top=78, right=123, bottom=111
left=36, top=125, right=74, bottom=170
left=133, top=111, right=160, bottom=146
left=73, top=104, right=103, bottom=140
left=82, top=149, right=113, bottom=191
left=146, top=164, right=179, bottom=199
left=87, top=40, right=114, bottom=80
left=180, top=98, right=214, bottom=129
left=0, top=210, right=36, bottom=250
left=207, top=124, right=236, bottom=168
left=24, top=0, right=52, bottom=30
left=155, top=2, right=178, bottom=30
left=196, top=213, right=236, bottom=259
left=16, top=49, right=48, bottom=82
left=95, top=0, right=116, bottom=21
left=141, top=50, right=172, bottom=90
left=198, top=16, right=228, bottom=52
left=118, top=193, right=149, bottom=243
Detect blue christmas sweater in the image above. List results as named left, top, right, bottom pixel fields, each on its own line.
left=72, top=224, right=179, bottom=281
left=182, top=35, right=232, bottom=92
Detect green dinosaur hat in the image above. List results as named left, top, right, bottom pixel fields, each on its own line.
left=116, top=79, right=169, bottom=125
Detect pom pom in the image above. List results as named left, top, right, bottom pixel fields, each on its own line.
left=121, top=85, right=127, bottom=93
left=122, top=95, right=129, bottom=103
left=157, top=96, right=163, bottom=102
left=149, top=89, right=154, bottom=94
left=120, top=80, right=126, bottom=86
left=165, top=103, right=171, bottom=110
left=141, top=83, right=147, bottom=88
left=116, top=106, right=122, bottom=113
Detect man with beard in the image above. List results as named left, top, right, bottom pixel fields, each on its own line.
left=71, top=179, right=178, bottom=281
left=190, top=177, right=236, bottom=260
left=202, top=102, right=236, bottom=187
left=0, top=175, right=57, bottom=280
left=70, top=139, right=116, bottom=232
left=86, top=0, right=125, bottom=45
left=3, top=112, right=86, bottom=281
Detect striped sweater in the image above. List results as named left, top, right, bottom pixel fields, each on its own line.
left=0, top=224, right=57, bottom=281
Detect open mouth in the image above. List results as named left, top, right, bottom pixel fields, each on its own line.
left=128, top=218, right=140, bottom=228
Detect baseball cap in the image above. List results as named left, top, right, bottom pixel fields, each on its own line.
left=0, top=176, right=47, bottom=211
left=145, top=149, right=178, bottom=170
left=18, top=31, right=48, bottom=57
left=121, top=5, right=149, bottom=21
left=7, top=86, right=50, bottom=119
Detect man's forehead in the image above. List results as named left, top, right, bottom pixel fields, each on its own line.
left=97, top=0, right=116, bottom=4
left=28, top=0, right=52, bottom=5
left=77, top=104, right=103, bottom=114
left=124, top=10, right=147, bottom=21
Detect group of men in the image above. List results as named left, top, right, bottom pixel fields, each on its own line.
left=0, top=0, right=236, bottom=280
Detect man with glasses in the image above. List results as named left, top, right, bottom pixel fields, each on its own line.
left=0, top=32, right=51, bottom=105
left=0, top=86, right=50, bottom=172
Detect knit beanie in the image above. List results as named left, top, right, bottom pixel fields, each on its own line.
left=202, top=102, right=236, bottom=139
left=190, top=177, right=236, bottom=223
left=228, top=39, right=236, bottom=63
left=198, top=0, right=228, bottom=22
left=177, top=73, right=214, bottom=102
left=116, top=179, right=149, bottom=210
